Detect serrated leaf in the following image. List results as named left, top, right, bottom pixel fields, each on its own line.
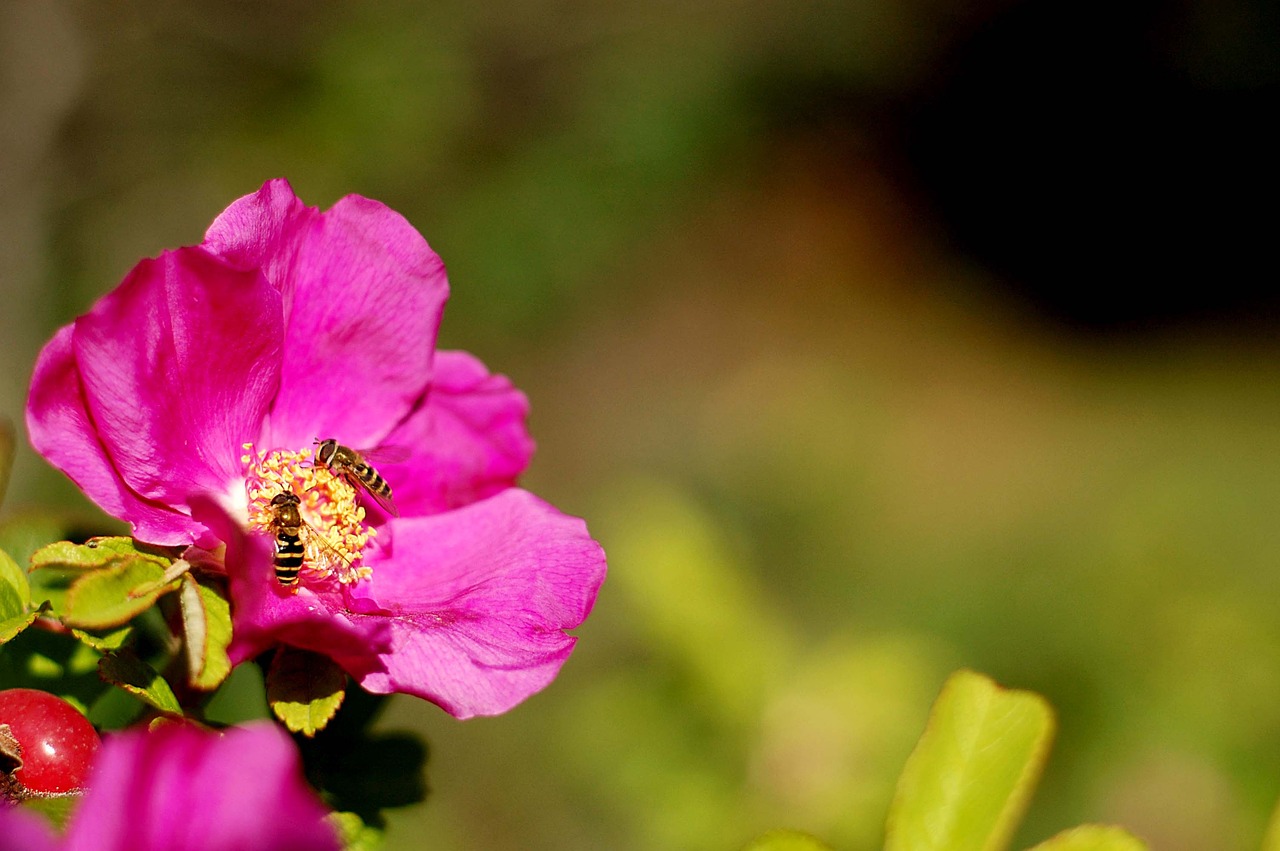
left=330, top=811, right=384, bottom=851
left=1, top=547, right=30, bottom=617
left=884, top=669, right=1055, bottom=851
left=742, top=830, right=834, bottom=851
left=179, top=574, right=232, bottom=691
left=99, top=649, right=182, bottom=715
left=63, top=558, right=177, bottom=629
left=1026, top=825, right=1148, bottom=851
left=69, top=626, right=133, bottom=653
left=267, top=648, right=347, bottom=737
left=31, top=537, right=152, bottom=570
left=0, top=603, right=49, bottom=645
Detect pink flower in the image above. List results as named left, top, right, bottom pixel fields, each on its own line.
left=27, top=180, right=606, bottom=718
left=0, top=721, right=338, bottom=851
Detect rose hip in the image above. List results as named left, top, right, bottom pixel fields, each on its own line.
left=0, top=688, right=100, bottom=797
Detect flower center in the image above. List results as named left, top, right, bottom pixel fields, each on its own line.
left=241, top=444, right=374, bottom=585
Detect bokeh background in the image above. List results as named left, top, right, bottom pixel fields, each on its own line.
left=2, top=2, right=1279, bottom=849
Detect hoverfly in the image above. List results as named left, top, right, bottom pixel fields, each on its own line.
left=313, top=438, right=406, bottom=517
left=267, top=489, right=350, bottom=587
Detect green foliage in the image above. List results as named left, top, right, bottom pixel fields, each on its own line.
left=886, top=670, right=1054, bottom=851
left=0, top=548, right=29, bottom=614
left=330, top=810, right=385, bottom=851
left=292, top=687, right=428, bottom=833
left=743, top=830, right=834, bottom=851
left=20, top=793, right=79, bottom=832
left=62, top=558, right=176, bottom=629
left=880, top=671, right=1147, bottom=851
left=69, top=626, right=132, bottom=653
left=98, top=649, right=182, bottom=716
left=1026, top=825, right=1148, bottom=851
left=266, top=648, right=348, bottom=737
left=0, top=606, right=45, bottom=645
left=179, top=574, right=232, bottom=692
left=0, top=547, right=42, bottom=644
left=30, top=537, right=156, bottom=571
left=1264, top=802, right=1280, bottom=851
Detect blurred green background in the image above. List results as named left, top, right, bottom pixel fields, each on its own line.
left=2, top=2, right=1278, bottom=849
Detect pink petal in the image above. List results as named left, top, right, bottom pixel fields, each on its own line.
left=380, top=349, right=536, bottom=516
left=72, top=247, right=281, bottom=519
left=355, top=489, right=606, bottom=718
left=64, top=722, right=338, bottom=851
left=27, top=326, right=206, bottom=546
left=190, top=497, right=390, bottom=677
left=0, top=807, right=59, bottom=851
left=203, top=179, right=449, bottom=450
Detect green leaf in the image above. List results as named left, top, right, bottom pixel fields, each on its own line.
left=1026, top=825, right=1148, bottom=851
left=0, top=626, right=113, bottom=709
left=0, top=548, right=38, bottom=643
left=884, top=669, right=1055, bottom=851
left=98, top=649, right=182, bottom=715
left=0, top=602, right=50, bottom=645
left=62, top=558, right=178, bottom=629
left=742, top=830, right=834, bottom=851
left=266, top=648, right=347, bottom=736
left=179, top=574, right=232, bottom=691
left=69, top=625, right=133, bottom=653
left=19, top=793, right=80, bottom=831
left=330, top=811, right=385, bottom=851
left=1, top=547, right=30, bottom=616
left=30, top=538, right=176, bottom=625
left=31, top=537, right=154, bottom=570
left=1264, top=798, right=1280, bottom=851
left=202, top=663, right=270, bottom=726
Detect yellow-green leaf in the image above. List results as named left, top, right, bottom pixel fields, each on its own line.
left=0, top=612, right=40, bottom=643
left=31, top=537, right=153, bottom=570
left=19, top=793, right=80, bottom=830
left=1026, top=825, right=1148, bottom=851
left=0, top=603, right=49, bottom=645
left=69, top=626, right=133, bottom=653
left=179, top=574, right=232, bottom=691
left=1264, top=796, right=1280, bottom=851
left=742, top=830, right=834, bottom=851
left=99, top=650, right=182, bottom=715
left=63, top=558, right=178, bottom=629
left=266, top=648, right=347, bottom=737
left=884, top=669, right=1055, bottom=851
left=1, top=548, right=30, bottom=617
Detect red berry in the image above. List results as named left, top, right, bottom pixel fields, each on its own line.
left=0, top=688, right=100, bottom=796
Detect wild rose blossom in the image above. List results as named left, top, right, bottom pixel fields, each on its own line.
left=0, top=721, right=338, bottom=851
left=27, top=179, right=606, bottom=718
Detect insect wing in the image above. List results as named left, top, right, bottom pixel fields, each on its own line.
left=299, top=518, right=354, bottom=572
left=355, top=445, right=410, bottom=465
left=349, top=445, right=406, bottom=517
left=359, top=482, right=400, bottom=518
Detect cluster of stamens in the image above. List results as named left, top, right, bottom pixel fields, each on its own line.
left=242, top=444, right=375, bottom=585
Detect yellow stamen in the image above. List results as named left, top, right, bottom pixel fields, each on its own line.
left=242, top=443, right=375, bottom=585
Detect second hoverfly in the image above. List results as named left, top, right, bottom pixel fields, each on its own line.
left=313, top=438, right=406, bottom=517
left=267, top=490, right=350, bottom=587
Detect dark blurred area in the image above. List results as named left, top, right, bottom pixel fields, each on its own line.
left=3, top=2, right=1280, bottom=850
left=896, top=0, right=1280, bottom=331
